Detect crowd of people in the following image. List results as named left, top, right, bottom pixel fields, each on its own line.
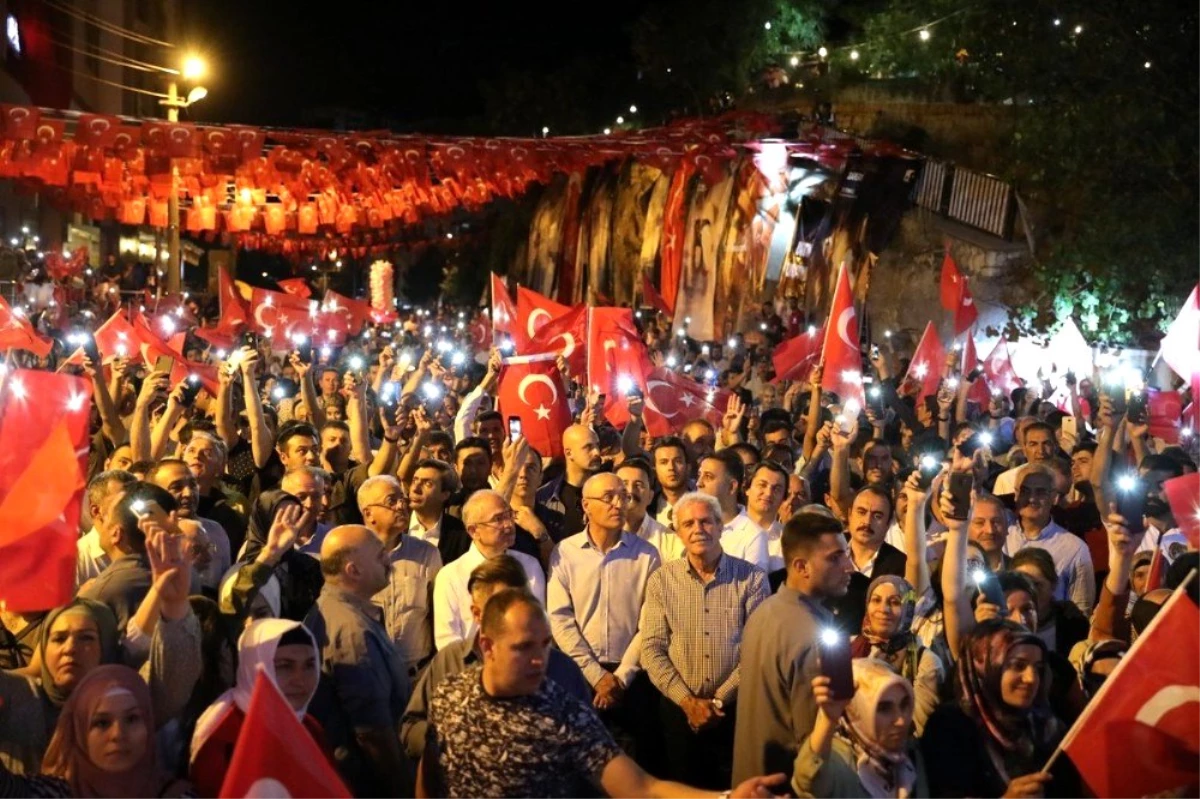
left=0, top=274, right=1196, bottom=799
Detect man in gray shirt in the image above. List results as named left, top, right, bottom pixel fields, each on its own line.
left=731, top=511, right=855, bottom=785
left=401, top=554, right=589, bottom=760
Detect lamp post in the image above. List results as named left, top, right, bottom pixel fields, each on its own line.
left=160, top=56, right=207, bottom=295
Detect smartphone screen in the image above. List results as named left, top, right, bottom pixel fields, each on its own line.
left=153, top=355, right=174, bottom=375
left=947, top=472, right=973, bottom=521
left=1115, top=476, right=1147, bottom=535
left=508, top=416, right=523, bottom=440
left=817, top=629, right=855, bottom=700
left=973, top=569, right=1007, bottom=608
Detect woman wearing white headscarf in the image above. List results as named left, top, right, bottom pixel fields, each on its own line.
left=189, top=618, right=328, bottom=798
left=794, top=658, right=928, bottom=798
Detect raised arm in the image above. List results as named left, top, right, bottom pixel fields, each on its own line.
left=129, top=369, right=169, bottom=463
left=940, top=484, right=972, bottom=662
left=828, top=416, right=858, bottom=519
left=86, top=357, right=127, bottom=447
left=238, top=348, right=275, bottom=468
left=214, top=361, right=239, bottom=448
left=902, top=473, right=931, bottom=597
left=801, top=364, right=824, bottom=463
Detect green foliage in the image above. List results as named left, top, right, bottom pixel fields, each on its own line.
left=851, top=0, right=1198, bottom=345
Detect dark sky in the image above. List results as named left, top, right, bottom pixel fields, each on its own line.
left=183, top=0, right=652, bottom=132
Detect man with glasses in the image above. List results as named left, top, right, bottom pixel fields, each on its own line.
left=548, top=472, right=662, bottom=765
left=1005, top=463, right=1095, bottom=614
left=146, top=458, right=231, bottom=594
left=432, top=489, right=545, bottom=649
left=408, top=458, right=473, bottom=565
left=358, top=475, right=442, bottom=676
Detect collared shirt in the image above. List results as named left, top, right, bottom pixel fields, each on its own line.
left=373, top=535, right=442, bottom=672
left=431, top=543, right=545, bottom=650
left=732, top=585, right=834, bottom=785
left=630, top=513, right=684, bottom=561
left=851, top=546, right=881, bottom=577
left=400, top=634, right=591, bottom=759
left=1005, top=520, right=1095, bottom=614
left=720, top=511, right=771, bottom=573
left=640, top=553, right=768, bottom=705
left=427, top=666, right=623, bottom=798
left=75, top=527, right=110, bottom=588
left=992, top=465, right=1021, bottom=497
left=408, top=511, right=444, bottom=547
left=547, top=530, right=661, bottom=688
left=745, top=514, right=784, bottom=573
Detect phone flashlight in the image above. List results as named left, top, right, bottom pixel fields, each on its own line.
left=272, top=386, right=285, bottom=400
left=451, top=351, right=466, bottom=367
left=616, top=374, right=634, bottom=395
left=978, top=431, right=994, bottom=447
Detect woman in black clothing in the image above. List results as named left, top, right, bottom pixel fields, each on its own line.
left=920, top=620, right=1080, bottom=798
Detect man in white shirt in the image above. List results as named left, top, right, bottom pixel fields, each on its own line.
left=547, top=472, right=662, bottom=762
left=649, top=437, right=691, bottom=531
left=993, top=421, right=1057, bottom=497
left=743, top=461, right=788, bottom=572
left=1004, top=463, right=1095, bottom=614
left=697, top=450, right=770, bottom=572
left=431, top=489, right=544, bottom=649
left=618, top=458, right=682, bottom=561
left=77, top=470, right=137, bottom=587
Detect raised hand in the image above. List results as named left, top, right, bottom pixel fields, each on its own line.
left=257, top=502, right=305, bottom=566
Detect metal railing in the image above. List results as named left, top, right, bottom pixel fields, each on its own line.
left=914, top=159, right=1016, bottom=240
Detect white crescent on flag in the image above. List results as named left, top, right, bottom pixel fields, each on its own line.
left=837, top=306, right=856, bottom=349
left=645, top=380, right=678, bottom=417
left=527, top=308, right=551, bottom=338
left=518, top=373, right=558, bottom=406
left=1135, top=685, right=1200, bottom=727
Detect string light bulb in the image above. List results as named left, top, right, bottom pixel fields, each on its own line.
left=629, top=104, right=637, bottom=114
left=764, top=21, right=771, bottom=30
left=603, top=128, right=612, bottom=135
left=850, top=49, right=860, bottom=61
left=616, top=115, right=625, bottom=125
left=1073, top=24, right=1082, bottom=34
left=818, top=46, right=828, bottom=58
left=918, top=29, right=931, bottom=41
left=789, top=55, right=799, bottom=66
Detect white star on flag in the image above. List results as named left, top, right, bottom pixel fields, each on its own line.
left=534, top=404, right=552, bottom=420
left=679, top=393, right=695, bottom=407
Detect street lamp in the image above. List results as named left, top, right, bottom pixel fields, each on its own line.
left=160, top=53, right=208, bottom=294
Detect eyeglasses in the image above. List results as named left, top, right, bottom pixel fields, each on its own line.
left=475, top=512, right=515, bottom=528
left=365, top=495, right=407, bottom=511
left=584, top=492, right=629, bottom=506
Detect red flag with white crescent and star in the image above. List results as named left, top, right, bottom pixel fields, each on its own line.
left=0, top=295, right=52, bottom=357
left=771, top=327, right=825, bottom=385
left=642, top=366, right=732, bottom=438
left=904, top=322, right=946, bottom=405
left=960, top=332, right=992, bottom=406
left=939, top=244, right=963, bottom=312
left=1163, top=473, right=1199, bottom=548
left=497, top=355, right=573, bottom=458
left=1160, top=284, right=1199, bottom=384
left=516, top=286, right=571, bottom=344
left=818, top=262, right=865, bottom=410
left=215, top=268, right=249, bottom=335
left=1059, top=584, right=1200, bottom=798
left=490, top=273, right=521, bottom=346
left=586, top=307, right=654, bottom=428
left=523, top=303, right=587, bottom=377
left=982, top=338, right=1022, bottom=399
left=954, top=274, right=979, bottom=334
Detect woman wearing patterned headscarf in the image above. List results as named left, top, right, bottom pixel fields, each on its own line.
left=920, top=619, right=1080, bottom=797
left=794, top=658, right=928, bottom=798
left=851, top=575, right=944, bottom=734
left=0, top=665, right=189, bottom=797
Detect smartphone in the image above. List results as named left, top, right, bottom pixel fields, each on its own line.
left=81, top=334, right=102, bottom=366
left=866, top=385, right=886, bottom=414
left=508, top=415, right=523, bottom=441
left=295, top=337, right=312, bottom=364
left=972, top=569, right=1007, bottom=608
left=1114, top=473, right=1147, bottom=535
left=163, top=532, right=183, bottom=562
left=1126, top=391, right=1148, bottom=424
left=817, top=628, right=856, bottom=701
left=947, top=472, right=973, bottom=521
left=239, top=330, right=259, bottom=351
left=965, top=366, right=984, bottom=383
left=916, top=454, right=942, bottom=490
left=179, top=373, right=203, bottom=406
left=1108, top=388, right=1128, bottom=417
left=626, top=384, right=644, bottom=400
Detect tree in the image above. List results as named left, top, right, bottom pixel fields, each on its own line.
left=850, top=0, right=1198, bottom=345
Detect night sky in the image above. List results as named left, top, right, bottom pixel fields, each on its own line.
left=183, top=0, right=652, bottom=132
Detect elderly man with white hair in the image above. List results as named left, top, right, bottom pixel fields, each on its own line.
left=431, top=489, right=545, bottom=649
left=357, top=474, right=443, bottom=676
left=639, top=491, right=768, bottom=788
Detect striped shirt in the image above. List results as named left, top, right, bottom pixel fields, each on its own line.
left=639, top=553, right=768, bottom=705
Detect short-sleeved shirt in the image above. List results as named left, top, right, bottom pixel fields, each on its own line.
left=427, top=665, right=623, bottom=798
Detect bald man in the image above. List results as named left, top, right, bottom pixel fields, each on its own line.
left=538, top=424, right=605, bottom=539
left=305, top=525, right=412, bottom=796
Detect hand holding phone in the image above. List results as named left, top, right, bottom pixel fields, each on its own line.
left=817, top=628, right=855, bottom=701
left=947, top=472, right=973, bottom=521
left=972, top=568, right=1007, bottom=608
left=508, top=415, right=523, bottom=441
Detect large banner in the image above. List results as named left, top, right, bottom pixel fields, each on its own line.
left=672, top=166, right=735, bottom=341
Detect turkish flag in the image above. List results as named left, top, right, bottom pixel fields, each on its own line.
left=1163, top=473, right=1199, bottom=548
left=0, top=296, right=52, bottom=357
left=588, top=308, right=654, bottom=428
left=490, top=273, right=521, bottom=345
left=819, top=263, right=865, bottom=409
left=322, top=290, right=372, bottom=337
left=1146, top=388, right=1183, bottom=444
left=524, top=303, right=587, bottom=377
left=516, top=286, right=571, bottom=344
left=1160, top=284, right=1199, bottom=383
left=642, top=273, right=672, bottom=317
left=954, top=275, right=979, bottom=335
left=939, top=245, right=963, bottom=311
left=961, top=333, right=992, bottom=406
left=92, top=309, right=143, bottom=362
left=904, top=322, right=946, bottom=404
left=248, top=288, right=317, bottom=342
left=642, top=366, right=732, bottom=438
left=1060, top=587, right=1200, bottom=798
left=278, top=278, right=313, bottom=300
left=771, top=327, right=825, bottom=385
left=469, top=314, right=491, bottom=349
left=982, top=338, right=1022, bottom=398
left=216, top=268, right=250, bottom=335
left=497, top=355, right=573, bottom=458
left=75, top=114, right=120, bottom=148
left=218, top=671, right=351, bottom=799
left=0, top=371, right=91, bottom=612
left=659, top=162, right=694, bottom=318
left=195, top=327, right=237, bottom=354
